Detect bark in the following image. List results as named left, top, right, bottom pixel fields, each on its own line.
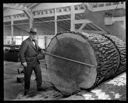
left=45, top=31, right=126, bottom=96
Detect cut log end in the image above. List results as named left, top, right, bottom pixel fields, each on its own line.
left=45, top=32, right=126, bottom=95
left=46, top=32, right=97, bottom=94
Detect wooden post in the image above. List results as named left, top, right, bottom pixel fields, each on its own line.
left=71, top=5, right=75, bottom=31
left=44, top=36, right=47, bottom=49
left=11, top=15, right=14, bottom=45
left=29, top=9, right=33, bottom=29
left=54, top=8, right=57, bottom=35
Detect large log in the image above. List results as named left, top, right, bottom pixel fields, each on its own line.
left=100, top=34, right=126, bottom=75
left=45, top=31, right=126, bottom=95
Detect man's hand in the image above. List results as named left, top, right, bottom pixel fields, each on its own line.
left=40, top=49, right=45, bottom=54
left=37, top=49, right=45, bottom=60
left=22, top=62, right=27, bottom=67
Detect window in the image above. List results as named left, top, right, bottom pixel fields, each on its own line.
left=120, top=2, right=124, bottom=4
left=82, top=23, right=103, bottom=31
left=58, top=9, right=62, bottom=12
left=34, top=16, right=54, bottom=22
left=57, top=20, right=71, bottom=33
left=98, top=3, right=104, bottom=7
left=80, top=5, right=85, bottom=10
left=50, top=10, right=54, bottom=13
left=75, top=13, right=86, bottom=20
left=74, top=5, right=78, bottom=10
left=13, top=20, right=29, bottom=24
left=4, top=21, right=11, bottom=26
left=45, top=10, right=48, bottom=14
left=106, top=3, right=112, bottom=6
left=33, top=11, right=36, bottom=16
left=93, top=4, right=98, bottom=8
left=40, top=11, right=44, bottom=15
left=112, top=2, right=119, bottom=5
left=57, top=14, right=71, bottom=20
left=63, top=8, right=67, bottom=12
left=75, top=23, right=83, bottom=30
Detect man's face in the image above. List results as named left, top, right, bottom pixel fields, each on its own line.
left=30, top=32, right=37, bottom=40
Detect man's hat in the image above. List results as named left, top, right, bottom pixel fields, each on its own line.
left=30, top=28, right=37, bottom=34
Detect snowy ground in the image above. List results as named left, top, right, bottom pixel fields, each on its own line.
left=4, top=61, right=126, bottom=101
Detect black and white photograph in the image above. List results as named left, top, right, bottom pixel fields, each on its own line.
left=3, top=2, right=126, bottom=100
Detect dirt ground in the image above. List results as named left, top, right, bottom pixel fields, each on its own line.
left=4, top=61, right=126, bottom=101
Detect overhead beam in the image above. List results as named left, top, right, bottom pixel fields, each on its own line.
left=3, top=4, right=24, bottom=11
left=82, top=3, right=93, bottom=11
left=28, top=3, right=39, bottom=9
left=3, top=4, right=34, bottom=28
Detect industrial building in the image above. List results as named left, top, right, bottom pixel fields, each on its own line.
left=3, top=3, right=126, bottom=100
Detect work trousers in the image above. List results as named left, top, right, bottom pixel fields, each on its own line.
left=24, top=62, right=42, bottom=90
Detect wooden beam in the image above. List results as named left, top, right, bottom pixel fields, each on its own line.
left=11, top=15, right=14, bottom=45
left=29, top=3, right=39, bottom=9
left=4, top=4, right=34, bottom=29
left=3, top=4, right=24, bottom=11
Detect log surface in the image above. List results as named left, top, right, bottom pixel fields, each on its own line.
left=45, top=31, right=126, bottom=96
left=101, top=34, right=126, bottom=75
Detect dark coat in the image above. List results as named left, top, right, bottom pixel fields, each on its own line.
left=19, top=37, right=45, bottom=64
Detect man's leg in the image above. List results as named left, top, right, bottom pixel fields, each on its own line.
left=24, top=65, right=33, bottom=94
left=33, top=63, right=42, bottom=90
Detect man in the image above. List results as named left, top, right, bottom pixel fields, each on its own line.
left=19, top=28, right=45, bottom=95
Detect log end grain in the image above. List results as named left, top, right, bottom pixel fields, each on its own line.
left=46, top=32, right=97, bottom=94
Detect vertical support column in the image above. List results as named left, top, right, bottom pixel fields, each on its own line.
left=29, top=10, right=33, bottom=29
left=124, top=17, right=126, bottom=29
left=85, top=3, right=92, bottom=11
left=44, top=36, right=47, bottom=49
left=29, top=18, right=33, bottom=29
left=3, top=24, right=6, bottom=45
left=54, top=8, right=57, bottom=35
left=24, top=8, right=33, bottom=29
left=21, top=31, right=23, bottom=42
left=11, top=15, right=14, bottom=45
left=123, top=2, right=125, bottom=9
left=71, top=5, right=75, bottom=31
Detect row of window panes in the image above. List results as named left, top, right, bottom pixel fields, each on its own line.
left=33, top=9, right=55, bottom=16
left=4, top=16, right=11, bottom=20
left=26, top=6, right=71, bottom=16
left=74, top=4, right=85, bottom=10
left=56, top=6, right=71, bottom=13
left=4, top=21, right=11, bottom=25
left=13, top=13, right=26, bottom=19
left=92, top=2, right=121, bottom=8
left=4, top=4, right=84, bottom=21
left=4, top=14, right=26, bottom=20
left=57, top=14, right=71, bottom=20
left=4, top=16, right=70, bottom=26
left=12, top=9, right=55, bottom=19
left=13, top=19, right=29, bottom=24
left=75, top=13, right=86, bottom=20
